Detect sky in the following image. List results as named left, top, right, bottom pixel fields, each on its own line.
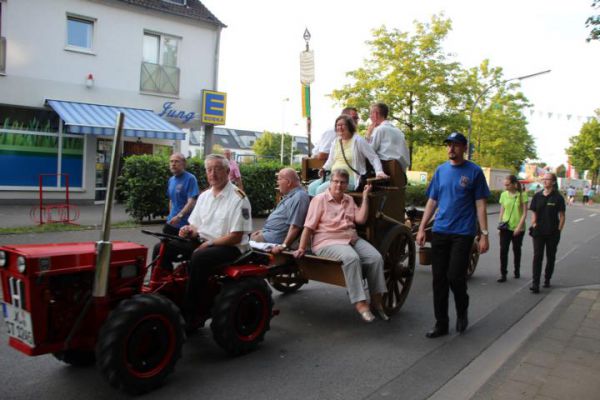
left=202, top=0, right=600, bottom=168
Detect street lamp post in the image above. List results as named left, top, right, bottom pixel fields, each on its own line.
left=467, top=69, right=551, bottom=160
left=300, top=28, right=314, bottom=156
left=280, top=97, right=289, bottom=164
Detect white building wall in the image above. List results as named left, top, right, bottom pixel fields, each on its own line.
left=1, top=0, right=219, bottom=111
left=0, top=0, right=222, bottom=203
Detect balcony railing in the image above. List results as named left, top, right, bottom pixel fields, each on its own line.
left=0, top=37, right=6, bottom=74
left=140, top=61, right=180, bottom=96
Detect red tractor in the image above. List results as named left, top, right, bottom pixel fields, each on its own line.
left=0, top=113, right=278, bottom=394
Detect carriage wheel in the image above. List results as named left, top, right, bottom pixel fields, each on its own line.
left=467, top=238, right=480, bottom=279
left=378, top=224, right=416, bottom=315
left=268, top=271, right=305, bottom=294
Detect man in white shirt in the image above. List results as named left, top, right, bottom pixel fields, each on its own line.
left=367, top=102, right=410, bottom=171
left=312, top=107, right=359, bottom=160
left=179, top=154, right=252, bottom=319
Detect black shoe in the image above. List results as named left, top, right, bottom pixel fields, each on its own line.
left=497, top=275, right=507, bottom=283
left=514, top=271, right=520, bottom=279
left=456, top=316, right=469, bottom=334
left=543, top=281, right=551, bottom=288
left=530, top=285, right=540, bottom=294
left=425, top=325, right=449, bottom=338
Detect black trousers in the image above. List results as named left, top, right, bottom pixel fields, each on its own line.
left=152, top=224, right=193, bottom=269
left=499, top=229, right=524, bottom=276
left=184, top=245, right=241, bottom=316
left=431, top=233, right=474, bottom=327
left=532, top=232, right=561, bottom=286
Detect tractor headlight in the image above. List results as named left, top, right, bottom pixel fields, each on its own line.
left=17, top=256, right=26, bottom=273
left=0, top=251, right=6, bottom=267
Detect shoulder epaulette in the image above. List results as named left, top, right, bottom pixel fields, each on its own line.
left=234, top=187, right=246, bottom=199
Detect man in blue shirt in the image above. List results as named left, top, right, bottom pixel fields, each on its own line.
left=251, top=168, right=310, bottom=253
left=416, top=132, right=490, bottom=338
left=153, top=152, right=199, bottom=269
left=164, top=152, right=200, bottom=234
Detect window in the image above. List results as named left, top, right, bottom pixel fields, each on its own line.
left=66, top=15, right=94, bottom=51
left=163, top=0, right=187, bottom=5
left=140, top=32, right=180, bottom=95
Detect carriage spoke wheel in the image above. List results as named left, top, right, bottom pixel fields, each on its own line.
left=268, top=270, right=305, bottom=294
left=467, top=239, right=480, bottom=279
left=379, top=225, right=416, bottom=315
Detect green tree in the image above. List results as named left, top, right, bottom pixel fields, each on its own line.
left=555, top=164, right=567, bottom=178
left=252, top=131, right=295, bottom=164
left=566, top=110, right=600, bottom=184
left=411, top=145, right=448, bottom=177
left=330, top=14, right=467, bottom=166
left=586, top=0, right=600, bottom=42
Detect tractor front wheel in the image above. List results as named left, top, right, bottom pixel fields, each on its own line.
left=96, top=294, right=185, bottom=394
left=211, top=277, right=273, bottom=356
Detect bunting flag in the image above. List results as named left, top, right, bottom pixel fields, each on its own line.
left=525, top=109, right=598, bottom=122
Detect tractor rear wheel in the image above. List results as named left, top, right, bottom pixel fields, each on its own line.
left=268, top=270, right=305, bottom=294
left=211, top=277, right=273, bottom=356
left=379, top=224, right=416, bottom=315
left=53, top=349, right=96, bottom=366
left=96, top=294, right=185, bottom=394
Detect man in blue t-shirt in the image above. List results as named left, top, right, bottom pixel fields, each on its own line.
left=416, top=132, right=490, bottom=338
left=251, top=168, right=310, bottom=253
left=153, top=152, right=199, bottom=268
left=164, top=152, right=200, bottom=234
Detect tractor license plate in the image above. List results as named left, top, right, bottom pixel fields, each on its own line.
left=2, top=302, right=35, bottom=347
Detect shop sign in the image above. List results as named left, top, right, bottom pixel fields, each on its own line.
left=158, top=102, right=196, bottom=124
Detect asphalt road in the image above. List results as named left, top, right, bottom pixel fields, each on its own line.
left=1, top=204, right=599, bottom=400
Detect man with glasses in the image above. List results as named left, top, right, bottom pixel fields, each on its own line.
left=312, top=107, right=359, bottom=160
left=416, top=132, right=490, bottom=337
left=367, top=102, right=410, bottom=171
left=251, top=168, right=310, bottom=253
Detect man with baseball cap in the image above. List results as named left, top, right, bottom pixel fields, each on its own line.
left=416, top=132, right=490, bottom=338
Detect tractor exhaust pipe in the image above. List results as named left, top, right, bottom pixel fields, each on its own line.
left=93, top=112, right=125, bottom=298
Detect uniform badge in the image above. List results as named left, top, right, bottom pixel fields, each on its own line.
left=242, top=208, right=250, bottom=220
left=460, top=175, right=470, bottom=187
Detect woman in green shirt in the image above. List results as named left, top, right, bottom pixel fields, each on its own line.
left=497, top=175, right=528, bottom=282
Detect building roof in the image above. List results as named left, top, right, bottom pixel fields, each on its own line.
left=112, top=0, right=225, bottom=27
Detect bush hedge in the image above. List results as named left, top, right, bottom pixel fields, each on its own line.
left=117, top=155, right=503, bottom=221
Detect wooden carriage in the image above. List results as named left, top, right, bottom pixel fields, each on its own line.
left=269, top=158, right=416, bottom=315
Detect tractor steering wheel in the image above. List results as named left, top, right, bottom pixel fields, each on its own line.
left=141, top=229, right=192, bottom=243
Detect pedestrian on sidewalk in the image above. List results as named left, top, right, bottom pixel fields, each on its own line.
left=566, top=186, right=576, bottom=206
left=497, top=175, right=528, bottom=282
left=224, top=149, right=244, bottom=191
left=529, top=172, right=565, bottom=293
left=416, top=132, right=490, bottom=338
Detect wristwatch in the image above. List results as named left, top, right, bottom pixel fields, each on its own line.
left=177, top=213, right=184, bottom=219
left=206, top=240, right=214, bottom=247
left=481, top=229, right=489, bottom=236
left=279, top=243, right=288, bottom=250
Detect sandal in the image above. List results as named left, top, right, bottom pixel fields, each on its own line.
left=359, top=310, right=375, bottom=323
left=374, top=307, right=390, bottom=322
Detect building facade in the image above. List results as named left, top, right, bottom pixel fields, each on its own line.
left=0, top=0, right=224, bottom=203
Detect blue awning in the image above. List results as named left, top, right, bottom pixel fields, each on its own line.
left=46, top=99, right=185, bottom=140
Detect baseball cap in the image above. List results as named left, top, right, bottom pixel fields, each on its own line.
left=443, top=132, right=468, bottom=145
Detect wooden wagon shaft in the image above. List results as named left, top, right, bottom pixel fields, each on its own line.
left=273, top=253, right=345, bottom=287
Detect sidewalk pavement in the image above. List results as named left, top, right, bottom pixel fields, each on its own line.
left=433, top=287, right=600, bottom=400
left=474, top=288, right=600, bottom=400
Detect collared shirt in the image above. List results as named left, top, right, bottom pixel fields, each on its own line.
left=312, top=128, right=337, bottom=156
left=303, top=191, right=359, bottom=252
left=188, top=181, right=252, bottom=252
left=370, top=120, right=410, bottom=170
left=262, top=186, right=310, bottom=244
left=166, top=171, right=199, bottom=228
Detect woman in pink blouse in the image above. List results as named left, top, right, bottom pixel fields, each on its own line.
left=294, top=169, right=388, bottom=322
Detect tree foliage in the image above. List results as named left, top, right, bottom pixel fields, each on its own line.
left=252, top=131, right=296, bottom=164
left=555, top=164, right=567, bottom=178
left=331, top=14, right=536, bottom=170
left=411, top=145, right=448, bottom=177
left=586, top=0, right=600, bottom=42
left=566, top=110, right=600, bottom=183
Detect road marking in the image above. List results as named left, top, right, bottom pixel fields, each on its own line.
left=574, top=218, right=584, bottom=223
left=590, top=213, right=597, bottom=217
